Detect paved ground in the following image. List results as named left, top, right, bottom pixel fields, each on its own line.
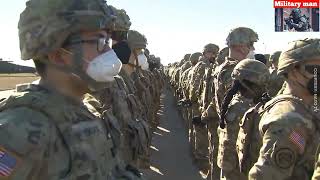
left=143, top=87, right=202, bottom=180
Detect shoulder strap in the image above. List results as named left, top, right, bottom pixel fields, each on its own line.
left=0, top=87, right=67, bottom=123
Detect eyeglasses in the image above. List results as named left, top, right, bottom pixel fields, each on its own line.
left=64, top=37, right=110, bottom=53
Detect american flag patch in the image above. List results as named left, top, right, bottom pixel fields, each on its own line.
left=0, top=148, right=17, bottom=177
left=289, top=131, right=306, bottom=154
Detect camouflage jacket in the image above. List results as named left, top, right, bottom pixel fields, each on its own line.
left=199, top=62, right=216, bottom=112
left=214, top=57, right=239, bottom=117
left=249, top=94, right=320, bottom=180
left=0, top=84, right=143, bottom=180
left=268, top=69, right=285, bottom=97
left=189, top=59, right=210, bottom=103
left=312, top=146, right=320, bottom=180
left=217, top=93, right=253, bottom=171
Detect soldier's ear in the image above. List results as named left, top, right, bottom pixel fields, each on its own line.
left=48, top=49, right=71, bottom=66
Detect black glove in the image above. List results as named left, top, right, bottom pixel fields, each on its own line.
left=192, top=116, right=202, bottom=126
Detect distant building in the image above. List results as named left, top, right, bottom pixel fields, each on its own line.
left=0, top=61, right=35, bottom=73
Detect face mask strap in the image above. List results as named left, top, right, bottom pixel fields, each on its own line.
left=132, top=50, right=142, bottom=71
left=61, top=36, right=108, bottom=92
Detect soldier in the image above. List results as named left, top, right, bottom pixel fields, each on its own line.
left=268, top=51, right=285, bottom=97
left=110, top=6, right=132, bottom=65
left=249, top=38, right=320, bottom=179
left=191, top=44, right=219, bottom=176
left=216, top=47, right=229, bottom=66
left=178, top=53, right=200, bottom=126
left=284, top=8, right=311, bottom=32
left=0, top=0, right=144, bottom=179
left=233, top=59, right=271, bottom=177
left=254, top=54, right=267, bottom=65
left=87, top=12, right=150, bottom=168
left=184, top=52, right=202, bottom=152
left=121, top=30, right=153, bottom=168
left=214, top=27, right=258, bottom=120
left=214, top=27, right=258, bottom=180
left=177, top=54, right=192, bottom=100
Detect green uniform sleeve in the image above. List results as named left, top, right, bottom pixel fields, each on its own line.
left=248, top=115, right=310, bottom=180
left=0, top=107, right=53, bottom=179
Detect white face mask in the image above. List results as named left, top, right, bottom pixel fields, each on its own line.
left=86, top=49, right=122, bottom=82
left=137, top=54, right=149, bottom=71
left=246, top=50, right=256, bottom=59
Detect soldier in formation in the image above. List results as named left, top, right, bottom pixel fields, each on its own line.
left=0, top=0, right=165, bottom=179
left=1, top=1, right=319, bottom=179
left=165, top=23, right=320, bottom=180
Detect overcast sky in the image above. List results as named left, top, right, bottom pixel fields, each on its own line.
left=0, top=0, right=319, bottom=66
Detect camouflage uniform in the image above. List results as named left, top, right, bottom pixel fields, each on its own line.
left=185, top=53, right=202, bottom=153
left=109, top=5, right=131, bottom=43
left=232, top=60, right=270, bottom=176
left=249, top=39, right=320, bottom=180
left=126, top=30, right=154, bottom=168
left=268, top=51, right=285, bottom=97
left=216, top=47, right=229, bottom=66
left=214, top=27, right=258, bottom=180
left=88, top=5, right=148, bottom=167
left=200, top=55, right=220, bottom=179
left=217, top=94, right=252, bottom=180
left=0, top=0, right=143, bottom=179
left=191, top=44, right=219, bottom=175
left=313, top=149, right=320, bottom=180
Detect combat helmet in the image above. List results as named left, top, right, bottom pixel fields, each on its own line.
left=19, top=0, right=115, bottom=60
left=109, top=5, right=131, bottom=41
left=226, top=27, right=258, bottom=46
left=109, top=6, right=131, bottom=31
left=127, top=30, right=147, bottom=50
left=278, top=38, right=320, bottom=75
left=184, top=54, right=191, bottom=61
left=232, top=59, right=270, bottom=86
left=189, top=52, right=202, bottom=65
left=203, top=43, right=219, bottom=54
left=269, top=51, right=282, bottom=66
left=216, top=47, right=229, bottom=65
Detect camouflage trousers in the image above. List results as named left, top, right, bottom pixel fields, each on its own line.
left=188, top=104, right=200, bottom=152
left=217, top=123, right=246, bottom=180
left=188, top=107, right=195, bottom=151
left=207, top=121, right=220, bottom=180
left=191, top=104, right=210, bottom=172
left=194, top=124, right=210, bottom=174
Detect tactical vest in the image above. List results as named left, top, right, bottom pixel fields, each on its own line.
left=114, top=76, right=151, bottom=160
left=214, top=58, right=238, bottom=117
left=236, top=94, right=318, bottom=175
left=200, top=64, right=215, bottom=111
left=0, top=85, right=142, bottom=179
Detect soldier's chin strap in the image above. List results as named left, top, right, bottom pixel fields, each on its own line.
left=127, top=50, right=142, bottom=72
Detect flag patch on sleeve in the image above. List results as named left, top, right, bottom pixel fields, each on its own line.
left=0, top=147, right=18, bottom=177
left=289, top=131, right=306, bottom=154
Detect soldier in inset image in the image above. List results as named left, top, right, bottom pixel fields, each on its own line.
left=284, top=8, right=312, bottom=32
